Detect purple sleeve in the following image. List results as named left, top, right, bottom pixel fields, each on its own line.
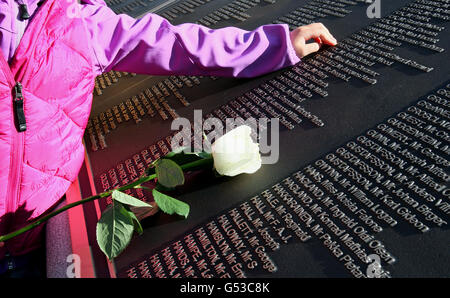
left=81, top=3, right=300, bottom=77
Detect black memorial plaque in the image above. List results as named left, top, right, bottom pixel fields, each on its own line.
left=79, top=0, right=450, bottom=277
left=115, top=82, right=450, bottom=278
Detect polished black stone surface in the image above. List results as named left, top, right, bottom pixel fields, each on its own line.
left=80, top=0, right=449, bottom=277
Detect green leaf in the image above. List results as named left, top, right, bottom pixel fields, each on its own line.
left=96, top=202, right=135, bottom=260
left=152, top=189, right=190, bottom=218
left=121, top=204, right=143, bottom=235
left=111, top=190, right=153, bottom=208
left=127, top=208, right=143, bottom=235
left=155, top=159, right=185, bottom=188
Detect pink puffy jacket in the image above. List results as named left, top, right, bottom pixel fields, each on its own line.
left=0, top=0, right=299, bottom=258
left=0, top=0, right=97, bottom=258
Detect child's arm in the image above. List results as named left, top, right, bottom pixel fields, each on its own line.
left=81, top=3, right=302, bottom=78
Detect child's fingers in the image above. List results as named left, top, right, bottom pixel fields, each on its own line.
left=0, top=242, right=4, bottom=248
left=290, top=23, right=337, bottom=58
left=293, top=23, right=337, bottom=45
left=314, top=37, right=323, bottom=44
left=301, top=42, right=321, bottom=57
left=310, top=23, right=337, bottom=44
left=318, top=31, right=337, bottom=46
left=304, top=23, right=337, bottom=45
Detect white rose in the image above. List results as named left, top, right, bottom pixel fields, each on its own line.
left=211, top=125, right=262, bottom=176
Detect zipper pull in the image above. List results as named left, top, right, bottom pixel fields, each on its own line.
left=19, top=4, right=30, bottom=20
left=13, top=82, right=26, bottom=132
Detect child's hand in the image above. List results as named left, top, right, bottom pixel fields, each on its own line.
left=290, top=23, right=338, bottom=58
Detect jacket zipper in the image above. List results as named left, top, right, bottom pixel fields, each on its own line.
left=13, top=82, right=27, bottom=132
left=5, top=82, right=25, bottom=237
left=2, top=2, right=29, bottom=242
left=17, top=1, right=31, bottom=20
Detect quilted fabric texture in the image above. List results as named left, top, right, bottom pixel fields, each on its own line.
left=0, top=0, right=95, bottom=258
